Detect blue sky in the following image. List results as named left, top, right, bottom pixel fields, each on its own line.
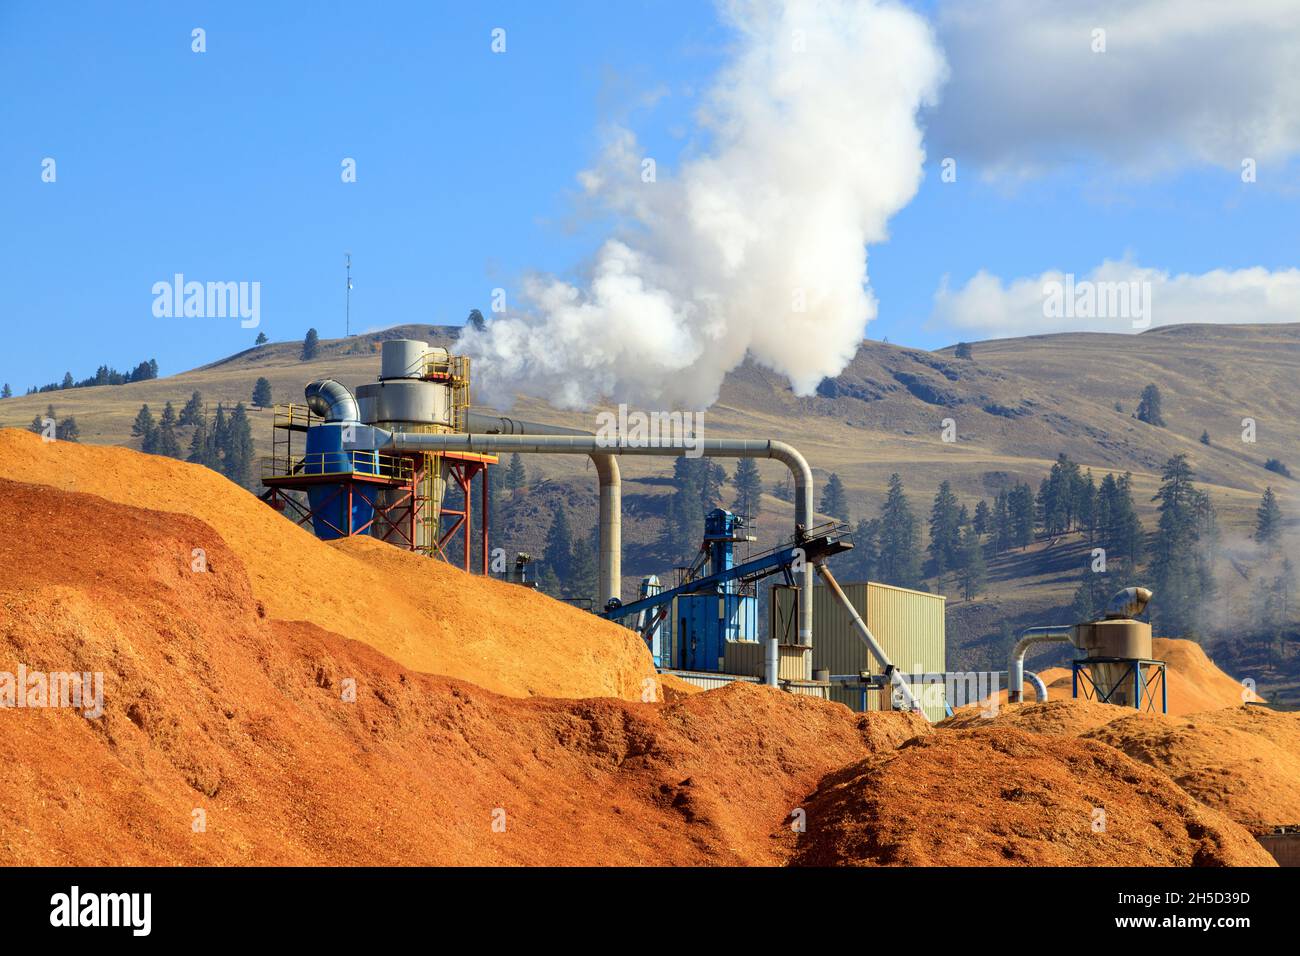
left=3, top=0, right=1298, bottom=394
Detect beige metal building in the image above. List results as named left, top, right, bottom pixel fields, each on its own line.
left=770, top=581, right=947, bottom=721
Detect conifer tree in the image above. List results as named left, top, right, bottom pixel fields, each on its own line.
left=732, top=458, right=763, bottom=517
left=820, top=472, right=849, bottom=523
left=877, top=474, right=923, bottom=590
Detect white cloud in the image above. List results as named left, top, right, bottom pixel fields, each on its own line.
left=931, top=259, right=1300, bottom=339
left=929, top=0, right=1300, bottom=174
left=461, top=0, right=947, bottom=410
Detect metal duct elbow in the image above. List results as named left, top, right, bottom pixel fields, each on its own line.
left=1007, top=626, right=1074, bottom=703
left=305, top=380, right=359, bottom=423
left=1105, top=586, right=1153, bottom=619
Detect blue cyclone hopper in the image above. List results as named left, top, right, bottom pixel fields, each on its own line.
left=304, top=421, right=377, bottom=538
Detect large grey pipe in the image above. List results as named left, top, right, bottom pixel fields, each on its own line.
left=305, top=380, right=359, bottom=423
left=370, top=428, right=815, bottom=687
left=815, top=562, right=921, bottom=713
left=465, top=413, right=621, bottom=608
left=1007, top=626, right=1074, bottom=703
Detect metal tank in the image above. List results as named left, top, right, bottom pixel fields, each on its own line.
left=359, top=340, right=458, bottom=550
left=1072, top=590, right=1154, bottom=707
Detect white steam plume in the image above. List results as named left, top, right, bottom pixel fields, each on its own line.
left=462, top=0, right=947, bottom=411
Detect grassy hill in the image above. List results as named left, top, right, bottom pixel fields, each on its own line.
left=3, top=322, right=1297, bottom=701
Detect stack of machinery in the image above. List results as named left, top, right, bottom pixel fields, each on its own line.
left=261, top=338, right=495, bottom=570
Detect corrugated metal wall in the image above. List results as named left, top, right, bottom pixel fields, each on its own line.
left=723, top=640, right=764, bottom=678
left=661, top=670, right=760, bottom=691
left=778, top=645, right=810, bottom=681
left=771, top=581, right=947, bottom=721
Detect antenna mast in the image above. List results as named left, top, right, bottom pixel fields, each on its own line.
left=345, top=252, right=352, bottom=337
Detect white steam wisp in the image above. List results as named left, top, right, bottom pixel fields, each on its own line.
left=463, top=0, right=947, bottom=411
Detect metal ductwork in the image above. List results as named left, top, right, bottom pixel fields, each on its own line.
left=360, top=428, right=816, bottom=689
left=1007, top=626, right=1074, bottom=703
left=1106, top=586, right=1152, bottom=619
left=1007, top=587, right=1155, bottom=705
left=305, top=380, right=360, bottom=423
left=463, top=412, right=622, bottom=610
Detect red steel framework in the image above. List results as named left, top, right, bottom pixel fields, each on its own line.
left=427, top=455, right=492, bottom=574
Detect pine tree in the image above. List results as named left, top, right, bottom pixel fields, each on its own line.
left=732, top=458, right=763, bottom=517
left=928, top=481, right=962, bottom=584
left=0, top=384, right=10, bottom=399
left=178, top=391, right=204, bottom=427
left=877, top=474, right=923, bottom=590
left=1200, top=430, right=1210, bottom=446
left=1149, top=454, right=1215, bottom=638
left=252, top=377, right=273, bottom=408
left=61, top=372, right=74, bottom=389
left=28, top=414, right=45, bottom=435
left=224, top=403, right=255, bottom=486
left=973, top=499, right=991, bottom=535
left=992, top=490, right=1011, bottom=554
left=1007, top=483, right=1035, bottom=549
left=569, top=524, right=600, bottom=605
left=1255, top=487, right=1283, bottom=550
left=663, top=459, right=702, bottom=563
left=542, top=507, right=574, bottom=594
left=211, top=403, right=229, bottom=468
left=1078, top=471, right=1097, bottom=540
left=846, top=517, right=880, bottom=582
left=131, top=404, right=156, bottom=439
left=160, top=401, right=178, bottom=432
left=1036, top=453, right=1084, bottom=535
left=187, top=418, right=213, bottom=467
left=155, top=421, right=183, bottom=458
left=56, top=417, right=80, bottom=442
left=1098, top=471, right=1144, bottom=569
left=820, top=472, right=849, bottom=523
left=956, top=525, right=986, bottom=601
left=504, top=453, right=527, bottom=490
left=255, top=332, right=268, bottom=345
left=1070, top=565, right=1110, bottom=623
left=301, top=328, right=320, bottom=361
left=1136, top=383, right=1166, bottom=427
left=701, top=461, right=727, bottom=510
left=770, top=475, right=794, bottom=503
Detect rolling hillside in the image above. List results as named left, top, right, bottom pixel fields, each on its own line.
left=2, top=322, right=1297, bottom=700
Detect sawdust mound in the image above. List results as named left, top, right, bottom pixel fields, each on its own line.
left=1085, top=707, right=1300, bottom=835
left=0, top=429, right=652, bottom=699
left=0, top=477, right=928, bottom=864
left=939, top=697, right=1134, bottom=737
left=1150, top=638, right=1258, bottom=714
left=788, top=727, right=1275, bottom=866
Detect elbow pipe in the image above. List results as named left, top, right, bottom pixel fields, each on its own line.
left=590, top=454, right=621, bottom=609
left=305, top=380, right=359, bottom=423
left=1024, top=670, right=1048, bottom=703
left=463, top=412, right=622, bottom=607
left=373, top=429, right=815, bottom=688
left=1007, top=626, right=1074, bottom=703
